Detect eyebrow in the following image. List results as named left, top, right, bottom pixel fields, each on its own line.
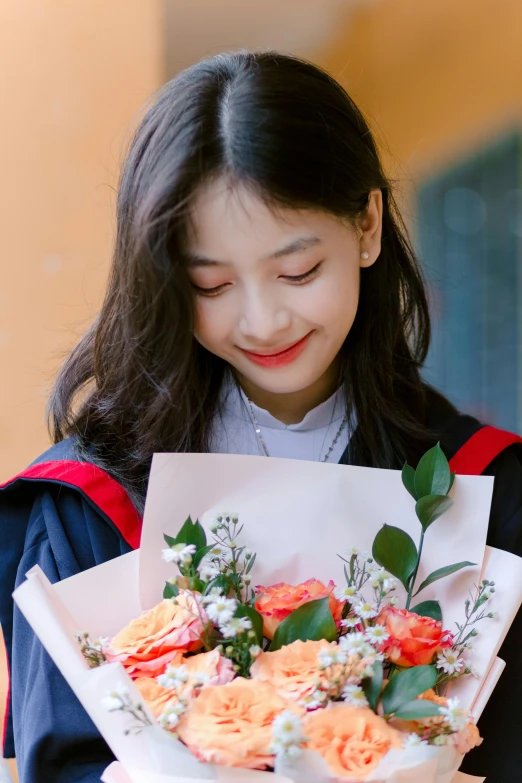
left=186, top=236, right=322, bottom=267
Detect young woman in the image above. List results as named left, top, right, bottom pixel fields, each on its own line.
left=1, top=51, right=521, bottom=783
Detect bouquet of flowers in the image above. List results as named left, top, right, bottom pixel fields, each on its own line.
left=13, top=446, right=522, bottom=783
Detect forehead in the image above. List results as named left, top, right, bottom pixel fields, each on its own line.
left=186, top=179, right=349, bottom=258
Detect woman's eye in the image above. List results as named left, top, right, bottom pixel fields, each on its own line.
left=282, top=261, right=323, bottom=283
left=192, top=282, right=231, bottom=297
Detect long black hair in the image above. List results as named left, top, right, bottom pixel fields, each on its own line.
left=49, top=50, right=442, bottom=511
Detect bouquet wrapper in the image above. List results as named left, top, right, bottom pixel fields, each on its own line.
left=13, top=454, right=522, bottom=782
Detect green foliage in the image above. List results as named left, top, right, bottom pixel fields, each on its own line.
left=173, top=516, right=207, bottom=551
left=381, top=665, right=438, bottom=716
left=401, top=463, right=418, bottom=500
left=362, top=662, right=383, bottom=711
left=393, top=699, right=443, bottom=720
left=414, top=562, right=476, bottom=597
left=235, top=604, right=263, bottom=645
left=163, top=582, right=179, bottom=599
left=270, top=598, right=337, bottom=651
left=415, top=495, right=454, bottom=530
left=372, top=525, right=418, bottom=590
left=410, top=600, right=442, bottom=622
left=414, top=444, right=451, bottom=498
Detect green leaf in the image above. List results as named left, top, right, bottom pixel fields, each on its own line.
left=163, top=581, right=179, bottom=599
left=393, top=699, right=443, bottom=720
left=402, top=463, right=418, bottom=501
left=362, top=662, right=383, bottom=711
left=415, top=495, right=454, bottom=530
left=270, top=598, right=337, bottom=651
left=410, top=600, right=442, bottom=622
left=174, top=516, right=207, bottom=551
left=163, top=533, right=177, bottom=548
left=414, top=561, right=476, bottom=597
left=192, top=544, right=215, bottom=570
left=414, top=444, right=451, bottom=499
left=381, top=665, right=437, bottom=716
left=245, top=552, right=257, bottom=575
left=204, top=575, right=231, bottom=595
left=449, top=473, right=456, bottom=492
left=236, top=604, right=263, bottom=645
left=372, top=524, right=418, bottom=590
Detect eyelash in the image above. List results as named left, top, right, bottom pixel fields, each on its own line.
left=193, top=261, right=323, bottom=297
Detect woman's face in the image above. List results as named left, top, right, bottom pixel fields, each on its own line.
left=187, top=180, right=381, bottom=399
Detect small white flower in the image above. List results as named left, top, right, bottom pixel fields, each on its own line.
left=334, top=585, right=358, bottom=601
left=364, top=626, right=389, bottom=644
left=389, top=597, right=398, bottom=606
left=340, top=617, right=360, bottom=629
left=159, top=701, right=186, bottom=730
left=191, top=672, right=210, bottom=688
left=198, top=560, right=220, bottom=582
left=342, top=684, right=369, bottom=707
left=161, top=543, right=197, bottom=565
left=209, top=545, right=225, bottom=559
left=272, top=710, right=305, bottom=745
left=101, top=682, right=128, bottom=712
left=438, top=698, right=469, bottom=732
left=249, top=645, right=261, bottom=658
left=220, top=616, right=252, bottom=638
left=300, top=689, right=326, bottom=710
left=433, top=734, right=450, bottom=746
left=318, top=649, right=336, bottom=669
left=157, top=664, right=189, bottom=689
left=370, top=567, right=397, bottom=592
left=403, top=733, right=428, bottom=748
left=436, top=650, right=465, bottom=675
left=339, top=633, right=375, bottom=658
left=93, top=636, right=110, bottom=652
left=355, top=601, right=378, bottom=620
left=206, top=596, right=237, bottom=625
left=202, top=587, right=224, bottom=603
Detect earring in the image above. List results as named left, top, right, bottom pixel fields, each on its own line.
left=361, top=251, right=370, bottom=260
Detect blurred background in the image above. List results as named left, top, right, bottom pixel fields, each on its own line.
left=1, top=0, right=522, bottom=771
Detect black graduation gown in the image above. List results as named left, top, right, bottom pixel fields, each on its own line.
left=1, top=408, right=521, bottom=783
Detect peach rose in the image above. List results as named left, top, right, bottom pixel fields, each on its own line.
left=376, top=607, right=452, bottom=668
left=250, top=639, right=336, bottom=702
left=135, top=649, right=235, bottom=717
left=304, top=705, right=402, bottom=779
left=254, top=579, right=344, bottom=639
left=452, top=722, right=483, bottom=754
left=105, top=592, right=206, bottom=677
left=178, top=678, right=300, bottom=769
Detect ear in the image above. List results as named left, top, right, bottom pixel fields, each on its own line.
left=358, top=190, right=383, bottom=268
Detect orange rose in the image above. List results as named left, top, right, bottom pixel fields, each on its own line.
left=105, top=592, right=206, bottom=677
left=251, top=639, right=336, bottom=702
left=305, top=705, right=402, bottom=779
left=376, top=607, right=452, bottom=668
left=178, top=678, right=300, bottom=768
left=452, top=722, right=483, bottom=754
left=255, top=579, right=344, bottom=639
left=135, top=649, right=235, bottom=717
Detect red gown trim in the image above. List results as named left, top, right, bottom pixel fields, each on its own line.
left=449, top=425, right=522, bottom=476
left=0, top=460, right=142, bottom=550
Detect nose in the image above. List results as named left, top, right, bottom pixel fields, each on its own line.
left=238, top=286, right=292, bottom=344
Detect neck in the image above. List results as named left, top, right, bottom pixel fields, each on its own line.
left=235, top=363, right=342, bottom=425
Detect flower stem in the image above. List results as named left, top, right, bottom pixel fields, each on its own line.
left=405, top=529, right=425, bottom=610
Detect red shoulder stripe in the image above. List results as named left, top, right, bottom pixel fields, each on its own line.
left=0, top=460, right=142, bottom=549
left=449, top=426, right=522, bottom=476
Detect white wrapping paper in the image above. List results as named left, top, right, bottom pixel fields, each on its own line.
left=13, top=455, right=520, bottom=783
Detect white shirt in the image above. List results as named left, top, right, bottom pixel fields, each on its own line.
left=209, top=376, right=353, bottom=463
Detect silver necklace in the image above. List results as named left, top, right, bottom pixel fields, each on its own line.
left=245, top=397, right=348, bottom=463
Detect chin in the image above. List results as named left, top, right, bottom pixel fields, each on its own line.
left=239, top=367, right=329, bottom=396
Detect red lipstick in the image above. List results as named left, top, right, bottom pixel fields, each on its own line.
left=240, top=333, right=312, bottom=368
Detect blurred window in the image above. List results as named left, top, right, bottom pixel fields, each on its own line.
left=417, top=133, right=522, bottom=433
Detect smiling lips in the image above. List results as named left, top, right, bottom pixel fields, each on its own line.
left=240, top=333, right=312, bottom=368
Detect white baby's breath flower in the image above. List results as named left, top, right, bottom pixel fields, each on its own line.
left=205, top=596, right=237, bottom=625
left=191, top=672, right=210, bottom=688
left=101, top=682, right=128, bottom=711
left=436, top=650, right=465, bottom=675
left=403, top=733, right=428, bottom=748
left=220, top=616, right=252, bottom=638
left=159, top=701, right=186, bottom=730
left=161, top=543, right=196, bottom=565
left=249, top=645, right=261, bottom=658
left=342, top=684, right=368, bottom=708
left=364, top=625, right=389, bottom=644
left=157, top=664, right=189, bottom=689
left=355, top=601, right=378, bottom=620
left=334, top=585, right=358, bottom=601
left=300, top=689, right=326, bottom=710
left=318, top=649, right=336, bottom=669
left=438, top=698, right=469, bottom=732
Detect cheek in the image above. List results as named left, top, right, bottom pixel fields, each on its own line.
left=307, top=269, right=360, bottom=330
left=193, top=299, right=233, bottom=349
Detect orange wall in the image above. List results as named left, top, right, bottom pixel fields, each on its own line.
left=0, top=1, right=164, bottom=482
left=316, top=0, right=522, bottom=181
